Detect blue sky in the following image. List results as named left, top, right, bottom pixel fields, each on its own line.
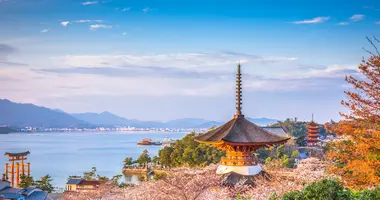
left=0, top=0, right=379, bottom=122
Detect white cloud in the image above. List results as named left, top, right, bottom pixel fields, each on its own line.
left=121, top=7, right=131, bottom=12
left=142, top=7, right=157, bottom=13
left=122, top=32, right=127, bottom=35
left=82, top=1, right=98, bottom=5
left=89, top=24, right=112, bottom=30
left=40, top=29, right=49, bottom=33
left=337, top=22, right=349, bottom=25
left=292, top=16, right=330, bottom=24
left=61, top=21, right=70, bottom=27
left=350, top=14, right=365, bottom=22
left=60, top=20, right=104, bottom=27
left=50, top=52, right=297, bottom=71
left=75, top=20, right=103, bottom=23
left=375, top=22, right=380, bottom=25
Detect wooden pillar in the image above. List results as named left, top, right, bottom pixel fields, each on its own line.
left=16, top=162, right=20, bottom=187
left=27, top=163, right=30, bottom=176
left=11, top=158, right=15, bottom=187
left=4, top=163, right=9, bottom=181
left=21, top=156, right=25, bottom=175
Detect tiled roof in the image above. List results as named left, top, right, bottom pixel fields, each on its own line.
left=0, top=187, right=23, bottom=194
left=78, top=180, right=103, bottom=185
left=66, top=179, right=83, bottom=185
left=261, top=127, right=288, bottom=138
left=25, top=191, right=48, bottom=200
left=195, top=116, right=290, bottom=144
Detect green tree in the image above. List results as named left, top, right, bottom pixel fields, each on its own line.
left=123, top=157, right=134, bottom=166
left=97, top=175, right=109, bottom=181
left=35, top=175, right=54, bottom=193
left=2, top=173, right=8, bottom=181
left=111, top=174, right=123, bottom=185
left=152, top=156, right=160, bottom=165
left=158, top=132, right=225, bottom=168
left=137, top=150, right=151, bottom=166
left=159, top=146, right=174, bottom=167
left=18, top=174, right=34, bottom=188
left=84, top=167, right=97, bottom=180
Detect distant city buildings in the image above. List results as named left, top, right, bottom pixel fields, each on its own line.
left=15, top=126, right=202, bottom=133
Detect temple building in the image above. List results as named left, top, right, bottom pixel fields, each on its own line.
left=0, top=180, right=47, bottom=200
left=306, top=117, right=320, bottom=146
left=65, top=178, right=103, bottom=192
left=195, top=63, right=290, bottom=181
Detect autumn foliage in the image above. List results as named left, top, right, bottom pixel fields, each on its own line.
left=327, top=38, right=380, bottom=189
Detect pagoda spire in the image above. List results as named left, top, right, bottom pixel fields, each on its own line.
left=235, top=62, right=243, bottom=118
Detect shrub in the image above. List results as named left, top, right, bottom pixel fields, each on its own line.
left=282, top=179, right=350, bottom=200
left=281, top=179, right=380, bottom=200
left=349, top=188, right=380, bottom=200
left=153, top=172, right=167, bottom=180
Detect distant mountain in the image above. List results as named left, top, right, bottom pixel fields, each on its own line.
left=164, top=118, right=211, bottom=128
left=53, top=109, right=66, bottom=113
left=1, top=99, right=279, bottom=128
left=71, top=111, right=131, bottom=126
left=0, top=99, right=88, bottom=128
left=194, top=118, right=279, bottom=128
left=247, top=117, right=279, bottom=126
left=194, top=121, right=224, bottom=128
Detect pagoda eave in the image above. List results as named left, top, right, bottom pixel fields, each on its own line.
left=195, top=138, right=290, bottom=151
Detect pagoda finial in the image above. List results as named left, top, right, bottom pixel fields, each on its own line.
left=234, top=62, right=243, bottom=118
left=312, top=113, right=314, bottom=122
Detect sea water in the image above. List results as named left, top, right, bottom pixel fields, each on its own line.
left=0, top=131, right=187, bottom=189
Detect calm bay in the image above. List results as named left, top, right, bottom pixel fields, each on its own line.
left=0, top=131, right=187, bottom=189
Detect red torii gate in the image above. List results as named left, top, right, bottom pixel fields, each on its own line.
left=4, top=151, right=31, bottom=187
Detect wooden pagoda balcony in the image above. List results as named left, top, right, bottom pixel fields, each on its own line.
left=220, top=151, right=258, bottom=166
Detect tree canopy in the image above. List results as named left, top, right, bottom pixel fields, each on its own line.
left=158, top=132, right=225, bottom=168
left=327, top=37, right=380, bottom=189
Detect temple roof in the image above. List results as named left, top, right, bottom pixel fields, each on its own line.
left=195, top=115, right=289, bottom=144
left=66, top=179, right=83, bottom=185
left=195, top=63, right=290, bottom=145
left=79, top=180, right=103, bottom=185
left=4, top=151, right=30, bottom=157
left=261, top=127, right=288, bottom=138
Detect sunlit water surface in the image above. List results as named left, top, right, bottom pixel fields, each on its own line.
left=0, top=131, right=187, bottom=189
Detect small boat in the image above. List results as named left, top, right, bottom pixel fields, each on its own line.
left=138, top=138, right=153, bottom=145
left=151, top=141, right=163, bottom=145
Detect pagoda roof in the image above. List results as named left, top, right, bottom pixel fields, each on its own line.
left=195, top=115, right=290, bottom=145
left=4, top=151, right=30, bottom=157
left=195, top=63, right=289, bottom=146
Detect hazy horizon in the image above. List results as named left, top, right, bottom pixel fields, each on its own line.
left=1, top=0, right=379, bottom=123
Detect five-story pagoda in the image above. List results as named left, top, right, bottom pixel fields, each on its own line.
left=307, top=116, right=320, bottom=146
left=195, top=63, right=290, bottom=179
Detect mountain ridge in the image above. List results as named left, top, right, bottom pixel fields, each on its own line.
left=0, top=99, right=88, bottom=128
left=0, top=99, right=280, bottom=128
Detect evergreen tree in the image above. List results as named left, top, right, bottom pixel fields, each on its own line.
left=137, top=150, right=151, bottom=166
left=18, top=174, right=34, bottom=188
left=158, top=132, right=224, bottom=168
left=123, top=157, right=134, bottom=166
left=35, top=175, right=54, bottom=193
